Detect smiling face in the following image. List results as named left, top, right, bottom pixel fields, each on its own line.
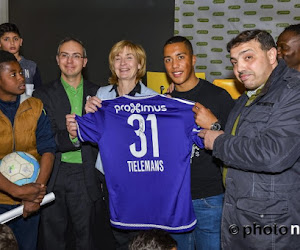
left=113, top=46, right=141, bottom=83
left=56, top=40, right=87, bottom=81
left=0, top=32, right=23, bottom=58
left=163, top=42, right=198, bottom=91
left=0, top=61, right=25, bottom=101
left=277, top=30, right=300, bottom=71
left=229, top=39, right=278, bottom=90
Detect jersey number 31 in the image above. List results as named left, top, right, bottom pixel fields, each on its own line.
left=128, top=114, right=159, bottom=158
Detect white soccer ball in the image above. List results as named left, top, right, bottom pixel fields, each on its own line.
left=0, top=152, right=40, bottom=185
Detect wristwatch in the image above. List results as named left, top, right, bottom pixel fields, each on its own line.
left=210, top=121, right=221, bottom=131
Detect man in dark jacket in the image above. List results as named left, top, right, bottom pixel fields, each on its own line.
left=196, top=29, right=300, bottom=249
left=33, top=37, right=114, bottom=250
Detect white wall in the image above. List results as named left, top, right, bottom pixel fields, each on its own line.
left=175, top=0, right=300, bottom=82
left=0, top=0, right=9, bottom=24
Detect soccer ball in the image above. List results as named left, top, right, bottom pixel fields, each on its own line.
left=0, top=152, right=40, bottom=185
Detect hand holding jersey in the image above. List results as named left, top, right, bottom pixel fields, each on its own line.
left=85, top=95, right=102, bottom=113
left=193, top=102, right=224, bottom=150
left=198, top=129, right=224, bottom=150
left=192, top=102, right=219, bottom=129
left=66, top=114, right=78, bottom=139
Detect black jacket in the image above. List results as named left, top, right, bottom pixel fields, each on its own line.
left=33, top=79, right=102, bottom=201
left=214, top=60, right=300, bottom=249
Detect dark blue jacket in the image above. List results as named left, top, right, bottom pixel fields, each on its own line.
left=214, top=60, right=300, bottom=249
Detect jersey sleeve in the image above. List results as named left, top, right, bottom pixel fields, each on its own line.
left=191, top=125, right=204, bottom=149
left=75, top=112, right=102, bottom=144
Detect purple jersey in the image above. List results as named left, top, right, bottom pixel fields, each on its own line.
left=76, top=95, right=203, bottom=232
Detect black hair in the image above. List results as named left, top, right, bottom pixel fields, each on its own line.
left=282, top=23, right=300, bottom=36
left=57, top=37, right=87, bottom=58
left=0, top=50, right=17, bottom=64
left=0, top=51, right=18, bottom=72
left=129, top=229, right=177, bottom=250
left=0, top=23, right=21, bottom=38
left=0, top=224, right=18, bottom=250
left=227, top=29, right=276, bottom=52
left=164, top=36, right=193, bottom=55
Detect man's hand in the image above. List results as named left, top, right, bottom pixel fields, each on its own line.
left=66, top=114, right=78, bottom=139
left=198, top=129, right=224, bottom=150
left=193, top=102, right=218, bottom=129
left=23, top=200, right=41, bottom=218
left=166, top=83, right=175, bottom=95
left=85, top=96, right=102, bottom=113
left=13, top=183, right=46, bottom=202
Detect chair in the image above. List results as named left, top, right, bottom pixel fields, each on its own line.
left=146, top=71, right=205, bottom=94
left=212, top=79, right=245, bottom=99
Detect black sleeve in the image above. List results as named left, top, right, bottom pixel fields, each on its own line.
left=33, top=66, right=42, bottom=90
left=215, top=90, right=236, bottom=129
left=33, top=89, right=81, bottom=153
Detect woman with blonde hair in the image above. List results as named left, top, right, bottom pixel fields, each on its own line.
left=87, top=40, right=156, bottom=104
left=81, top=40, right=157, bottom=249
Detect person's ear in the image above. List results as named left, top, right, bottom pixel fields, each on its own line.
left=192, top=54, right=196, bottom=66
left=83, top=58, right=88, bottom=68
left=268, top=47, right=277, bottom=65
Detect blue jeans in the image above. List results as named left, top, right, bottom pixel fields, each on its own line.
left=171, top=193, right=223, bottom=250
left=0, top=204, right=40, bottom=250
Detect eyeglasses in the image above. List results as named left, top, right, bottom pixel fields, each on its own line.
left=59, top=53, right=85, bottom=60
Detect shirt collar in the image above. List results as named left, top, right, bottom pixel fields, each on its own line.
left=246, top=84, right=265, bottom=98
left=61, top=76, right=83, bottom=91
left=109, top=81, right=141, bottom=97
left=0, top=95, right=20, bottom=105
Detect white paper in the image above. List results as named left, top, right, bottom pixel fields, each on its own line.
left=0, top=192, right=55, bottom=224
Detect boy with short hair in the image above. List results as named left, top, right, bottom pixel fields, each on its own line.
left=0, top=22, right=42, bottom=95
left=0, top=50, right=55, bottom=250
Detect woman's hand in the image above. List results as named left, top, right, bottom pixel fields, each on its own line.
left=85, top=96, right=102, bottom=113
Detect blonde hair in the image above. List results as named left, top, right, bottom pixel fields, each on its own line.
left=108, top=40, right=146, bottom=84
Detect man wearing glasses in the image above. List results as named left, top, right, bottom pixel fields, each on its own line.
left=33, top=37, right=114, bottom=250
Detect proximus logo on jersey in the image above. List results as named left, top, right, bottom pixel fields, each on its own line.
left=114, top=103, right=167, bottom=114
